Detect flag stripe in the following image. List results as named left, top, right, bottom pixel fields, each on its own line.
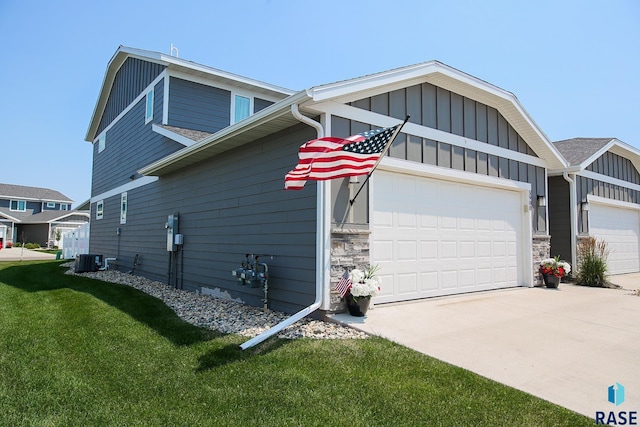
left=335, top=269, right=352, bottom=298
left=284, top=124, right=400, bottom=190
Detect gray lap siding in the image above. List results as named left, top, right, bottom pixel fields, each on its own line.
left=91, top=85, right=184, bottom=196
left=90, top=123, right=318, bottom=314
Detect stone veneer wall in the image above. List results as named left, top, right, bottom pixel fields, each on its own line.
left=533, top=235, right=551, bottom=286
left=329, top=227, right=370, bottom=313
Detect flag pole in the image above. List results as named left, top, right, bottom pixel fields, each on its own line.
left=349, top=115, right=410, bottom=206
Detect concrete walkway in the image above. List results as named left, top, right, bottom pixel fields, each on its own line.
left=0, top=247, right=57, bottom=261
left=331, top=279, right=640, bottom=418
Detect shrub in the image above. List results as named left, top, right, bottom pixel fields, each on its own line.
left=577, top=237, right=609, bottom=287
left=24, top=243, right=41, bottom=250
left=5, top=242, right=13, bottom=248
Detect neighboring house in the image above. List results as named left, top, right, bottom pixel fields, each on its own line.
left=549, top=138, right=640, bottom=275
left=86, top=46, right=568, bottom=317
left=0, top=183, right=90, bottom=247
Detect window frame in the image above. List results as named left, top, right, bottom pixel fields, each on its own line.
left=120, top=192, right=127, bottom=224
left=231, top=93, right=252, bottom=124
left=98, top=133, right=106, bottom=153
left=61, top=204, right=68, bottom=211
left=10, top=200, right=26, bottom=212
left=96, top=200, right=104, bottom=220
left=145, top=89, right=154, bottom=124
left=46, top=202, right=56, bottom=208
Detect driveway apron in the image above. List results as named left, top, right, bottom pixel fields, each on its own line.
left=331, top=281, right=640, bottom=418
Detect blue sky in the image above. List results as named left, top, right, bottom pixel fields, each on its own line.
left=0, top=0, right=638, bottom=207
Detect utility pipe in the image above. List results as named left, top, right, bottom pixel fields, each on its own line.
left=563, top=172, right=578, bottom=271
left=240, top=104, right=325, bottom=350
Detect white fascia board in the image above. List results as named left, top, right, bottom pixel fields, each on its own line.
left=307, top=102, right=548, bottom=168
left=151, top=124, right=196, bottom=147
left=90, top=176, right=159, bottom=204
left=576, top=139, right=616, bottom=170
left=379, top=156, right=532, bottom=193
left=0, top=212, right=21, bottom=222
left=91, top=71, right=167, bottom=144
left=306, top=62, right=567, bottom=170
left=47, top=211, right=91, bottom=223
left=587, top=194, right=640, bottom=210
left=577, top=170, right=640, bottom=193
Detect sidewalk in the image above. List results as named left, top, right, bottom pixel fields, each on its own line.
left=0, top=248, right=57, bottom=261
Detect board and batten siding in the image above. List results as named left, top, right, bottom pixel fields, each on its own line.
left=90, top=123, right=318, bottom=314
left=97, top=57, right=165, bottom=136
left=167, top=77, right=231, bottom=133
left=92, top=87, right=185, bottom=196
left=331, top=113, right=547, bottom=232
left=577, top=151, right=640, bottom=233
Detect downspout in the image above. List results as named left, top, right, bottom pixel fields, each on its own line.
left=563, top=172, right=578, bottom=271
left=240, top=103, right=325, bottom=350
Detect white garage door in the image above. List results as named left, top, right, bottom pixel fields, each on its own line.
left=372, top=171, right=524, bottom=303
left=589, top=202, right=640, bottom=275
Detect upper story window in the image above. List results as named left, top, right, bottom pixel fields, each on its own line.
left=145, top=89, right=154, bottom=124
left=10, top=200, right=26, bottom=211
left=233, top=94, right=251, bottom=123
left=46, top=202, right=56, bottom=208
left=96, top=200, right=104, bottom=220
left=98, top=133, right=106, bottom=153
left=61, top=204, right=69, bottom=211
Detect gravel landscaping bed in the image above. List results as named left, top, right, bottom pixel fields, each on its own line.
left=63, top=263, right=366, bottom=340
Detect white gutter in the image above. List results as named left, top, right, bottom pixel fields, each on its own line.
left=563, top=172, right=578, bottom=271
left=240, top=104, right=325, bottom=350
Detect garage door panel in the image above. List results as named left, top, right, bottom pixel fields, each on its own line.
left=372, top=170, right=523, bottom=303
left=590, top=203, right=640, bottom=275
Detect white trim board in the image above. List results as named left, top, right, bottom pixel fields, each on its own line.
left=587, top=195, right=640, bottom=211
left=93, top=71, right=167, bottom=143
left=578, top=170, right=640, bottom=193
left=152, top=124, right=197, bottom=147
left=306, top=101, right=548, bottom=169
left=90, top=176, right=159, bottom=204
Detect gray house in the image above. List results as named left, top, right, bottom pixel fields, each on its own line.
left=0, top=183, right=89, bottom=248
left=549, top=138, right=640, bottom=275
left=86, top=46, right=568, bottom=319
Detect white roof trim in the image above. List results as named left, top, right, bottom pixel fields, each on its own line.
left=151, top=124, right=197, bottom=147
left=47, top=211, right=91, bottom=224
left=306, top=61, right=567, bottom=170
left=569, top=138, right=640, bottom=174
left=0, top=211, right=21, bottom=222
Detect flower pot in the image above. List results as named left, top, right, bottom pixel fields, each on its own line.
left=542, top=274, right=560, bottom=288
left=345, top=292, right=371, bottom=317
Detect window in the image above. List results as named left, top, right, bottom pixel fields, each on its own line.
left=61, top=204, right=68, bottom=211
left=145, top=90, right=154, bottom=124
left=233, top=94, right=250, bottom=123
left=96, top=200, right=104, bottom=220
left=10, top=200, right=26, bottom=211
left=120, top=192, right=127, bottom=224
left=98, top=133, right=106, bottom=153
left=46, top=202, right=56, bottom=208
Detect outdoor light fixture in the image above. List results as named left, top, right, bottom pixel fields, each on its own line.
left=581, top=201, right=590, bottom=212
left=349, top=176, right=360, bottom=185
left=537, top=195, right=547, bottom=207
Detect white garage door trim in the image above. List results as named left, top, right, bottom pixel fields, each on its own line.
left=588, top=195, right=640, bottom=275
left=371, top=157, right=533, bottom=303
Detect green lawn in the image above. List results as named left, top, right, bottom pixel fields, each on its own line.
left=0, top=261, right=593, bottom=426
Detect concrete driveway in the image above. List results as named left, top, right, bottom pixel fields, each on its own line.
left=0, top=248, right=56, bottom=261
left=332, top=278, right=640, bottom=418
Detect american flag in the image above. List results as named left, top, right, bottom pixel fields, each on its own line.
left=284, top=124, right=402, bottom=190
left=335, top=269, right=352, bottom=298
